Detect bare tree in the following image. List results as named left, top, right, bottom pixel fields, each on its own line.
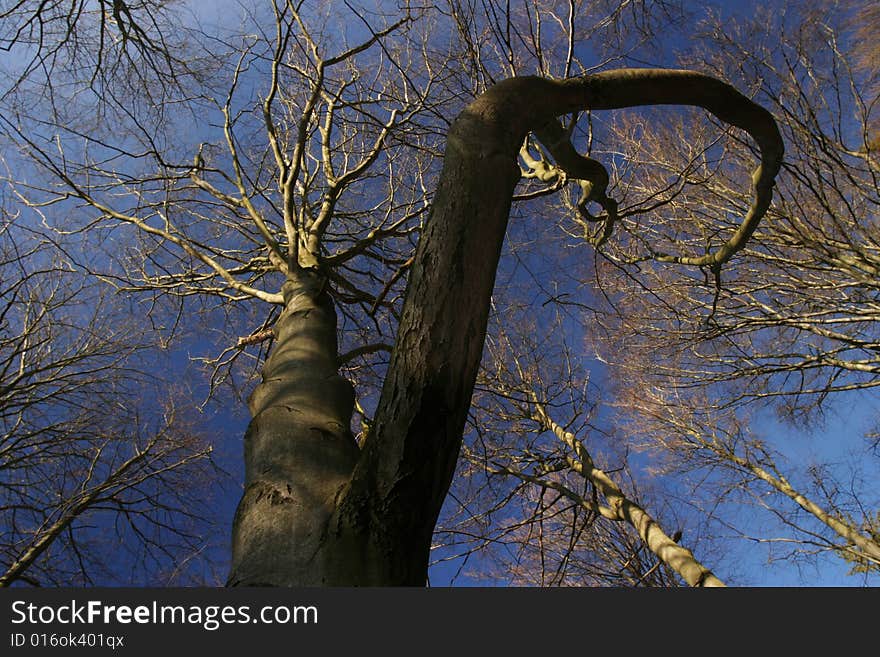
left=434, top=317, right=720, bottom=586
left=557, top=3, right=880, bottom=578
left=0, top=218, right=216, bottom=586
left=616, top=385, right=880, bottom=573
left=2, top=1, right=789, bottom=586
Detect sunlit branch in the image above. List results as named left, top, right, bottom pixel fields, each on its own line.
left=529, top=402, right=725, bottom=587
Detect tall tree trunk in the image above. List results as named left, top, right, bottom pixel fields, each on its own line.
left=227, top=270, right=361, bottom=586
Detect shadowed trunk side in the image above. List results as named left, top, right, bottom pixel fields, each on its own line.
left=228, top=271, right=361, bottom=586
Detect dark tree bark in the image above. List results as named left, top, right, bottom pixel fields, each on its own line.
left=228, top=70, right=783, bottom=586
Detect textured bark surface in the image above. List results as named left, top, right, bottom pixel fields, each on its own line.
left=228, top=272, right=360, bottom=586
left=228, top=70, right=783, bottom=586
left=331, top=84, right=527, bottom=584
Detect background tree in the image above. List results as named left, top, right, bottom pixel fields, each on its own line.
left=560, top=1, right=880, bottom=576
left=0, top=216, right=216, bottom=586
left=0, top=0, right=195, bottom=99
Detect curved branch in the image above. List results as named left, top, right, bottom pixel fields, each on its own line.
left=335, top=69, right=783, bottom=584
left=533, top=69, right=784, bottom=267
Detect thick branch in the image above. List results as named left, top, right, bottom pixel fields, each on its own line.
left=536, top=69, right=784, bottom=266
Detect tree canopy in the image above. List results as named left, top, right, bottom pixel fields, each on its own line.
left=1, top=0, right=878, bottom=586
